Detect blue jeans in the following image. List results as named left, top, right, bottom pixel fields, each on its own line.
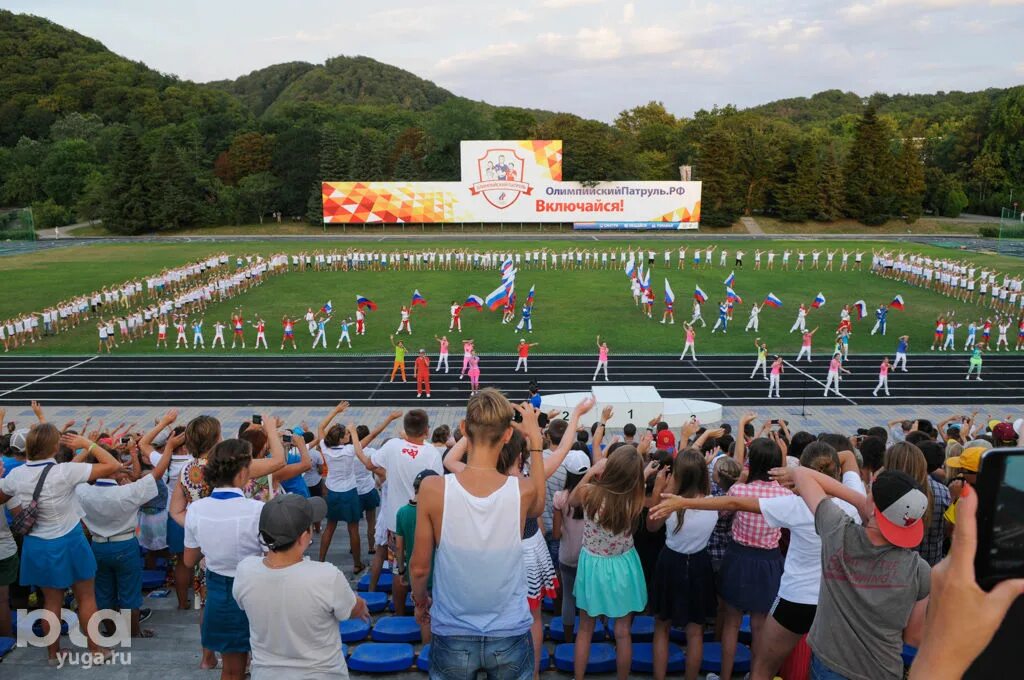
left=811, top=653, right=851, bottom=680
left=92, top=538, right=143, bottom=610
left=429, top=632, right=533, bottom=680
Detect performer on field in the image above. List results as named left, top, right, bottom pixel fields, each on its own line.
left=679, top=323, right=697, bottom=361
left=515, top=339, right=539, bottom=372
left=281, top=316, right=297, bottom=350
left=434, top=335, right=450, bottom=373
left=395, top=305, right=412, bottom=335
left=449, top=301, right=462, bottom=332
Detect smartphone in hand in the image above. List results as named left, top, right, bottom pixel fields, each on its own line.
left=974, top=448, right=1024, bottom=591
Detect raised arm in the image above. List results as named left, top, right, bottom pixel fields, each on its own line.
left=318, top=400, right=350, bottom=440
left=649, top=492, right=761, bottom=523
left=735, top=413, right=755, bottom=467
left=513, top=402, right=546, bottom=518
left=274, top=433, right=313, bottom=483
left=591, top=406, right=612, bottom=457
left=60, top=433, right=120, bottom=481
left=140, top=408, right=179, bottom=458
left=249, top=414, right=287, bottom=478
left=443, top=434, right=469, bottom=474
left=543, top=397, right=596, bottom=474
left=360, top=410, right=402, bottom=448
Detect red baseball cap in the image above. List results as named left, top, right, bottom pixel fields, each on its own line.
left=872, top=471, right=927, bottom=548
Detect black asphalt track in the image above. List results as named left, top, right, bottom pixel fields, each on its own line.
left=1, top=353, right=1021, bottom=407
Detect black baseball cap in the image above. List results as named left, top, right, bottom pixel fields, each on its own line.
left=259, top=494, right=327, bottom=549
left=872, top=470, right=927, bottom=548
left=413, top=469, right=439, bottom=494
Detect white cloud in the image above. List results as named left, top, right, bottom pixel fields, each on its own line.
left=537, top=0, right=603, bottom=8
left=499, top=9, right=533, bottom=25
left=627, top=26, right=682, bottom=55
left=576, top=26, right=623, bottom=60
left=434, top=42, right=521, bottom=73
left=623, top=2, right=635, bottom=22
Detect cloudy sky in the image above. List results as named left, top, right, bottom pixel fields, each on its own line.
left=5, top=0, right=1023, bottom=121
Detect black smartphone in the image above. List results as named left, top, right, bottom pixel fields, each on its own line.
left=252, top=414, right=262, bottom=425
left=120, top=436, right=130, bottom=445
left=974, top=448, right=1024, bottom=591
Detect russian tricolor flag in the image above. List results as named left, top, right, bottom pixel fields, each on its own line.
left=664, top=279, right=675, bottom=304
left=726, top=286, right=743, bottom=304
left=355, top=294, right=377, bottom=311
left=724, top=271, right=735, bottom=287
left=411, top=290, right=427, bottom=307
left=321, top=300, right=333, bottom=315
left=763, top=292, right=783, bottom=308
left=501, top=257, right=514, bottom=274
left=890, top=294, right=905, bottom=310
left=464, top=294, right=484, bottom=310
left=525, top=285, right=535, bottom=306
left=812, top=292, right=826, bottom=309
left=854, top=300, right=868, bottom=319
left=485, top=284, right=510, bottom=311
left=694, top=285, right=708, bottom=303
left=625, top=258, right=636, bottom=279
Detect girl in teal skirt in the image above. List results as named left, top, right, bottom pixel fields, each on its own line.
left=568, top=445, right=659, bottom=680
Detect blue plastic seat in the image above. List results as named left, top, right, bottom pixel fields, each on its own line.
left=362, top=591, right=388, bottom=613
left=553, top=642, right=616, bottom=673
left=701, top=641, right=752, bottom=673
left=371, top=616, right=421, bottom=643
left=547, top=615, right=606, bottom=642
left=342, top=643, right=349, bottom=658
left=388, top=593, right=415, bottom=612
left=141, top=569, right=166, bottom=589
left=542, top=596, right=555, bottom=612
left=347, top=643, right=415, bottom=673
left=31, top=618, right=70, bottom=637
left=739, top=614, right=752, bottom=645
left=631, top=641, right=685, bottom=673
left=0, top=637, right=15, bottom=658
left=357, top=572, right=392, bottom=593
left=902, top=644, right=918, bottom=667
left=631, top=615, right=655, bottom=642
left=339, top=618, right=371, bottom=643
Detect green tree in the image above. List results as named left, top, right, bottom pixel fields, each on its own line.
left=493, top=107, right=537, bottom=139
left=696, top=124, right=742, bottom=227
left=319, top=127, right=346, bottom=181
left=49, top=112, right=105, bottom=143
left=393, top=150, right=420, bottom=180
left=892, top=140, right=926, bottom=223
left=843, top=105, right=896, bottom=225
left=40, top=138, right=97, bottom=207
left=151, top=135, right=203, bottom=230
left=306, top=182, right=323, bottom=225
left=815, top=148, right=845, bottom=221
left=74, top=169, right=107, bottom=221
left=102, top=129, right=153, bottom=234
left=238, top=172, right=280, bottom=224
left=779, top=143, right=818, bottom=222
left=422, top=98, right=496, bottom=180
left=731, top=114, right=789, bottom=215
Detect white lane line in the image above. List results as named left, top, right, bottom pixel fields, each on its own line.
left=783, top=360, right=857, bottom=406
left=0, top=355, right=99, bottom=398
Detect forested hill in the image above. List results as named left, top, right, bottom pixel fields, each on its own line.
left=0, top=9, right=1021, bottom=235
left=205, top=57, right=455, bottom=117
left=746, top=88, right=1012, bottom=129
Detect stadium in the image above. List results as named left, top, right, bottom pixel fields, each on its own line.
left=0, top=3, right=1022, bottom=680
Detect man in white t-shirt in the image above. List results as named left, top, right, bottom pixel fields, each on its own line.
left=234, top=494, right=367, bottom=680
left=363, top=409, right=442, bottom=613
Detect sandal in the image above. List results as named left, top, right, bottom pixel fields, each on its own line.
left=353, top=563, right=366, bottom=576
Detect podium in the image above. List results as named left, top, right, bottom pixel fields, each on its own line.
left=540, top=385, right=722, bottom=428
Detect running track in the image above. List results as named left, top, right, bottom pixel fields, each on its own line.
left=0, top=353, right=1021, bottom=407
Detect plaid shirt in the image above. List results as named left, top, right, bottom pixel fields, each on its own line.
left=918, top=476, right=952, bottom=566
left=708, top=481, right=733, bottom=562
left=727, top=480, right=793, bottom=549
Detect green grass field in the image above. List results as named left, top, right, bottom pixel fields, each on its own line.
left=2, top=239, right=1019, bottom=355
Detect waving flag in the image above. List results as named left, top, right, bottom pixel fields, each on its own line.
left=485, top=284, right=511, bottom=311
left=411, top=290, right=427, bottom=307
left=501, top=267, right=517, bottom=285
left=625, top=258, right=636, bottom=279
left=763, top=292, right=783, bottom=308
left=890, top=294, right=905, bottom=310
left=355, top=294, right=377, bottom=312
left=812, top=292, right=826, bottom=309
left=637, top=263, right=645, bottom=287
left=501, top=257, right=514, bottom=274
left=726, top=286, right=743, bottom=304
left=854, top=300, right=868, bottom=319
left=664, top=279, right=675, bottom=304
left=525, top=285, right=535, bottom=306
left=642, top=269, right=652, bottom=292
left=463, top=294, right=484, bottom=310
left=321, top=300, right=333, bottom=315
left=724, top=271, right=735, bottom=287
left=694, top=285, right=708, bottom=304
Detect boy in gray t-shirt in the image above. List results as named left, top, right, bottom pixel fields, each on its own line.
left=791, top=468, right=931, bottom=680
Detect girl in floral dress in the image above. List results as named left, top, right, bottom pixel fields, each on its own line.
left=568, top=445, right=659, bottom=680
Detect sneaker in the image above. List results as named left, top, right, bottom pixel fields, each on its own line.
left=416, top=393, right=422, bottom=398
left=706, top=675, right=721, bottom=680
left=426, top=393, right=431, bottom=398
left=139, top=608, right=153, bottom=623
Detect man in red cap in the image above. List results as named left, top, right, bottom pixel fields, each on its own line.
left=788, top=466, right=931, bottom=680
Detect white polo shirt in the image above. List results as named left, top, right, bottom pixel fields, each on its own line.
left=0, top=459, right=90, bottom=539
left=76, top=475, right=157, bottom=538
left=183, top=487, right=264, bottom=577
